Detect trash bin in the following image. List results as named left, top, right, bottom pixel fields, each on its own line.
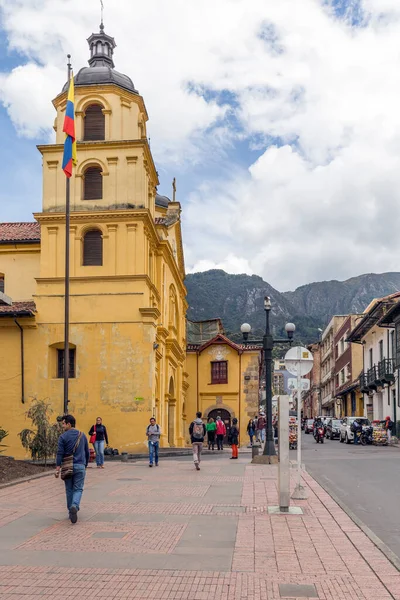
left=121, top=452, right=128, bottom=462
left=252, top=446, right=259, bottom=458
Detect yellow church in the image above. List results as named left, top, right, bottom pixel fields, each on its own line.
left=0, top=25, right=261, bottom=458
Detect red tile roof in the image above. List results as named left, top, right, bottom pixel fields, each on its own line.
left=0, top=222, right=40, bottom=243
left=0, top=301, right=36, bottom=316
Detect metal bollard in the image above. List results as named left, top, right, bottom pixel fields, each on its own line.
left=121, top=452, right=128, bottom=462
left=252, top=445, right=259, bottom=458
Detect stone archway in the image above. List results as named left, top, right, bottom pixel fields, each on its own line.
left=207, top=408, right=232, bottom=444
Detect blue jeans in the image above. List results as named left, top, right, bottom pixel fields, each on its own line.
left=64, top=464, right=86, bottom=511
left=148, top=441, right=159, bottom=465
left=94, top=440, right=105, bottom=465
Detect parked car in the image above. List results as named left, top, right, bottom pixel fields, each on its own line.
left=340, top=417, right=371, bottom=444
left=305, top=419, right=314, bottom=434
left=326, top=418, right=342, bottom=440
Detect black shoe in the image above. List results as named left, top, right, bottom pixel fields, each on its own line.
left=69, top=506, right=78, bottom=524
left=155, top=463, right=158, bottom=466
left=149, top=464, right=153, bottom=467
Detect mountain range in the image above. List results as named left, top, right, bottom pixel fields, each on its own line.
left=185, top=270, right=400, bottom=344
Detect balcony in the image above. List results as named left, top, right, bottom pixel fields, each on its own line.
left=366, top=366, right=378, bottom=390
left=360, top=372, right=369, bottom=394
left=377, top=359, right=395, bottom=385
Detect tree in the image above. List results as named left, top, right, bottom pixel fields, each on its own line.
left=19, top=400, right=63, bottom=465
left=0, top=427, right=8, bottom=454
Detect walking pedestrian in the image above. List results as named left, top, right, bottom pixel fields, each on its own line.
left=256, top=413, right=266, bottom=443
left=189, top=411, right=206, bottom=470
left=230, top=418, right=239, bottom=459
left=246, top=418, right=255, bottom=446
left=88, top=417, right=109, bottom=469
left=385, top=416, right=394, bottom=443
left=206, top=417, right=217, bottom=450
left=216, top=416, right=226, bottom=450
left=55, top=414, right=89, bottom=524
left=146, top=417, right=161, bottom=467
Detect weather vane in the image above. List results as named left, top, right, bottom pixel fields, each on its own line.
left=100, top=0, right=104, bottom=28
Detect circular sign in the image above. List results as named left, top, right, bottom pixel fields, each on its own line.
left=284, top=346, right=314, bottom=376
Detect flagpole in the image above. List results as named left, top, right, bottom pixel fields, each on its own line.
left=63, top=54, right=72, bottom=415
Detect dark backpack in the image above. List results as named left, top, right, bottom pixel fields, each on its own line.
left=147, top=424, right=160, bottom=434
left=351, top=422, right=357, bottom=433
left=192, top=421, right=204, bottom=440
left=388, top=420, right=394, bottom=431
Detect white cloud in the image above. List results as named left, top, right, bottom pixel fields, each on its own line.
left=2, top=1, right=400, bottom=290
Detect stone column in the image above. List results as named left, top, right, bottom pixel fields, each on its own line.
left=126, top=156, right=138, bottom=206
left=106, top=224, right=118, bottom=275
left=126, top=223, right=137, bottom=274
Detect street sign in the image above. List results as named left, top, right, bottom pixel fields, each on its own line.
left=288, top=378, right=310, bottom=391
left=284, top=346, right=313, bottom=376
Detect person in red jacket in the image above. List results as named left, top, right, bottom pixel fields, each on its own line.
left=216, top=416, right=226, bottom=450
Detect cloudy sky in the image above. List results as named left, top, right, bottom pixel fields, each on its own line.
left=1, top=0, right=400, bottom=291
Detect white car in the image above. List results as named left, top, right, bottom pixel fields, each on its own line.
left=340, top=417, right=371, bottom=444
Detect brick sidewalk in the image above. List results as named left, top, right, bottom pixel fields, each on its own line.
left=0, top=453, right=399, bottom=599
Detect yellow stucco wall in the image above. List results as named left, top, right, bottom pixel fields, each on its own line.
left=0, top=246, right=40, bottom=301
left=185, top=340, right=260, bottom=446
left=0, top=69, right=187, bottom=459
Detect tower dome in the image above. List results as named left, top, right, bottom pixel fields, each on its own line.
left=62, top=23, right=138, bottom=95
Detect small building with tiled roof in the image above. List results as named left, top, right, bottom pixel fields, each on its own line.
left=185, top=323, right=262, bottom=442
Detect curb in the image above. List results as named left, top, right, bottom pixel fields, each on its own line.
left=305, top=468, right=400, bottom=585
left=0, top=470, right=54, bottom=490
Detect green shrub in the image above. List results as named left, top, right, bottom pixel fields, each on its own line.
left=0, top=427, right=8, bottom=454
left=19, top=400, right=63, bottom=465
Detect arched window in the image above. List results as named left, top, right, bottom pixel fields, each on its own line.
left=83, top=166, right=103, bottom=200
left=83, top=105, right=105, bottom=141
left=83, top=229, right=103, bottom=266
left=0, top=273, right=4, bottom=294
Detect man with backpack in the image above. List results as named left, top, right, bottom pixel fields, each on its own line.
left=146, top=417, right=161, bottom=467
left=189, top=411, right=206, bottom=471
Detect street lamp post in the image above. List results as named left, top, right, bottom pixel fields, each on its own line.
left=241, top=296, right=295, bottom=458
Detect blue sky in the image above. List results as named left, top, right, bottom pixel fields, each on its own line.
left=2, top=0, right=400, bottom=291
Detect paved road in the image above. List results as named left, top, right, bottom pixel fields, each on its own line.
left=300, top=430, right=400, bottom=560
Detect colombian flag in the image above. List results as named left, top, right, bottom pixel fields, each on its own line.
left=62, top=76, right=77, bottom=178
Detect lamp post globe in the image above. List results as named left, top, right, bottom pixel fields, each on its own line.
left=285, top=323, right=296, bottom=341
left=240, top=323, right=251, bottom=342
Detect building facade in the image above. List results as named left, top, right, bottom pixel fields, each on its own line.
left=348, top=294, right=400, bottom=423
left=333, top=315, right=363, bottom=417
left=302, top=342, right=321, bottom=418
left=0, top=25, right=188, bottom=458
left=186, top=325, right=261, bottom=446
left=320, top=316, right=347, bottom=416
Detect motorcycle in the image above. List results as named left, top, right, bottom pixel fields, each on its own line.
left=359, top=426, right=373, bottom=446
left=314, top=426, right=324, bottom=444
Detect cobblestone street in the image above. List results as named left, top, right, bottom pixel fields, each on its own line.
left=0, top=452, right=399, bottom=599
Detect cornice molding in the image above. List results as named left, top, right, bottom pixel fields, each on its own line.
left=139, top=307, right=161, bottom=321
left=52, top=84, right=149, bottom=120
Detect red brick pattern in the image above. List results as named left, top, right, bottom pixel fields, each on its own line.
left=17, top=522, right=186, bottom=554
left=1, top=460, right=400, bottom=599
left=110, top=484, right=210, bottom=497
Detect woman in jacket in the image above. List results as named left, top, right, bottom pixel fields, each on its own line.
left=88, top=417, right=109, bottom=468
left=206, top=417, right=217, bottom=450
left=216, top=416, right=226, bottom=450
left=246, top=418, right=255, bottom=446
left=230, top=418, right=239, bottom=459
